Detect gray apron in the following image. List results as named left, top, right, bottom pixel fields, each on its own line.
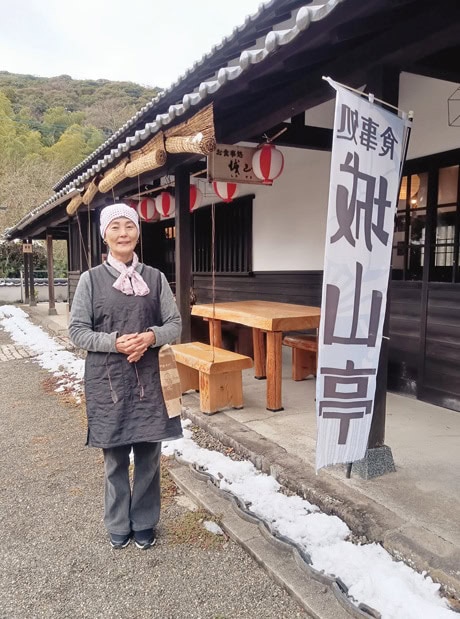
left=84, top=263, right=182, bottom=448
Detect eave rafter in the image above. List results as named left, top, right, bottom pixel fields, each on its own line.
left=220, top=0, right=460, bottom=143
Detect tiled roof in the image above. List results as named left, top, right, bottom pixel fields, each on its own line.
left=7, top=0, right=344, bottom=237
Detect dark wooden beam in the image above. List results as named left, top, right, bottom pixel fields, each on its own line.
left=24, top=246, right=30, bottom=304
left=384, top=6, right=460, bottom=70
left=174, top=166, right=192, bottom=342
left=247, top=121, right=332, bottom=151
left=365, top=65, right=400, bottom=450
left=15, top=204, right=69, bottom=240
left=46, top=232, right=57, bottom=316
left=291, top=113, right=305, bottom=129
left=405, top=60, right=460, bottom=86
left=28, top=244, right=36, bottom=307
left=219, top=1, right=460, bottom=143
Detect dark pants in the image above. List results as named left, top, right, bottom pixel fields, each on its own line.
left=102, top=442, right=162, bottom=535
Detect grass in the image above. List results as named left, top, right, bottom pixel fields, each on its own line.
left=164, top=507, right=227, bottom=549
left=161, top=461, right=227, bottom=549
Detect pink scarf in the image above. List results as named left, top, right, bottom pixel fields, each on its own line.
left=107, top=252, right=150, bottom=296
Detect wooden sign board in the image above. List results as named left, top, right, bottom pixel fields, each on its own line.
left=22, top=243, right=33, bottom=254
left=208, top=144, right=263, bottom=185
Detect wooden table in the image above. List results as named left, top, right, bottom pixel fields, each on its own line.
left=191, top=300, right=321, bottom=411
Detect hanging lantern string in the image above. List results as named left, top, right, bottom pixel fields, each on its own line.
left=210, top=147, right=217, bottom=363
left=125, top=168, right=207, bottom=200
left=75, top=212, right=90, bottom=269
left=87, top=202, right=92, bottom=268
left=211, top=200, right=216, bottom=364
left=262, top=126, right=288, bottom=145
left=137, top=173, right=144, bottom=262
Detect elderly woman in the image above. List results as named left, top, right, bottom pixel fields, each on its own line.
left=69, top=203, right=182, bottom=550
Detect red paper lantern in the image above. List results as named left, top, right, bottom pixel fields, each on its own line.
left=189, top=185, right=203, bottom=212
left=252, top=143, right=284, bottom=185
left=155, top=192, right=175, bottom=217
left=137, top=198, right=157, bottom=221
left=212, top=181, right=239, bottom=203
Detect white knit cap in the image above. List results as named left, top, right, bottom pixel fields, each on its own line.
left=99, top=203, right=139, bottom=239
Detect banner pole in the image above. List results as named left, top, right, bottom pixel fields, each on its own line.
left=322, top=75, right=409, bottom=116
left=316, top=80, right=413, bottom=475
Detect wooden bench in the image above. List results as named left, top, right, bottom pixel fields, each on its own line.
left=282, top=334, right=318, bottom=381
left=171, top=342, right=253, bottom=414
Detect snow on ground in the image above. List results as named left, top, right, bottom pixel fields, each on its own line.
left=0, top=306, right=84, bottom=402
left=0, top=304, right=456, bottom=619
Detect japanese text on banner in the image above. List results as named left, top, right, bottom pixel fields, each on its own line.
left=316, top=82, right=409, bottom=471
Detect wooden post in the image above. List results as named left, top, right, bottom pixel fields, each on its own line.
left=23, top=244, right=30, bottom=304
left=46, top=232, right=57, bottom=316
left=28, top=240, right=36, bottom=307
left=174, top=166, right=192, bottom=342
left=365, top=66, right=400, bottom=450
left=368, top=278, right=390, bottom=447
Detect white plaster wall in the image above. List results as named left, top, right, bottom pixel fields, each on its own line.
left=198, top=146, right=331, bottom=271
left=251, top=147, right=331, bottom=271
left=193, top=73, right=460, bottom=274
left=399, top=72, right=460, bottom=159
left=305, top=97, right=335, bottom=129
left=304, top=73, right=460, bottom=159
left=0, top=284, right=68, bottom=304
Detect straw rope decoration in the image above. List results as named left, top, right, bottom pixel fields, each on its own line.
left=66, top=193, right=84, bottom=216
left=165, top=103, right=216, bottom=155
left=82, top=178, right=99, bottom=206
left=98, top=157, right=129, bottom=193
left=125, top=132, right=167, bottom=178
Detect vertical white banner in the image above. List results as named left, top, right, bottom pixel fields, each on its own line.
left=316, top=81, right=409, bottom=471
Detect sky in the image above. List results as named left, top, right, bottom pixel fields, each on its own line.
left=0, top=303, right=456, bottom=619
left=0, top=0, right=265, bottom=89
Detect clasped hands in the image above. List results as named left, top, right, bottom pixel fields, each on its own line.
left=115, top=331, right=155, bottom=363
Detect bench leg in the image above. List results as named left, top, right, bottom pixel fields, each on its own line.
left=292, top=349, right=317, bottom=381
left=176, top=363, right=200, bottom=392
left=199, top=370, right=244, bottom=414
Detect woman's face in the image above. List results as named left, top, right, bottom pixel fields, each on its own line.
left=104, top=217, right=139, bottom=262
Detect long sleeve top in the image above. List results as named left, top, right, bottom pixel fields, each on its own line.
left=68, top=263, right=181, bottom=353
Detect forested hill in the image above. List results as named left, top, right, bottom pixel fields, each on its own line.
left=0, top=71, right=159, bottom=137
left=0, top=71, right=160, bottom=232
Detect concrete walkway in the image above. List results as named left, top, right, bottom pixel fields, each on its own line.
left=1, top=304, right=317, bottom=619
left=21, top=302, right=460, bottom=602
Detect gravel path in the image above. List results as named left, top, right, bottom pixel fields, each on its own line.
left=0, top=325, right=307, bottom=619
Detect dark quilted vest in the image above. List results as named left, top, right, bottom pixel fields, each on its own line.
left=84, top=263, right=182, bottom=448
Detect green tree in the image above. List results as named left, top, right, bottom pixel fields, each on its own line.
left=41, top=106, right=86, bottom=145
left=0, top=92, right=43, bottom=164
left=0, top=241, right=47, bottom=278
left=85, top=98, right=137, bottom=136
left=45, top=123, right=105, bottom=169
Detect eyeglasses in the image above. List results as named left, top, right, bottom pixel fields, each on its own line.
left=106, top=356, right=145, bottom=403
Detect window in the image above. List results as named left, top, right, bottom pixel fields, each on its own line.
left=392, top=172, right=427, bottom=280
left=392, top=157, right=460, bottom=283
left=192, top=195, right=253, bottom=274
left=432, top=165, right=458, bottom=281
